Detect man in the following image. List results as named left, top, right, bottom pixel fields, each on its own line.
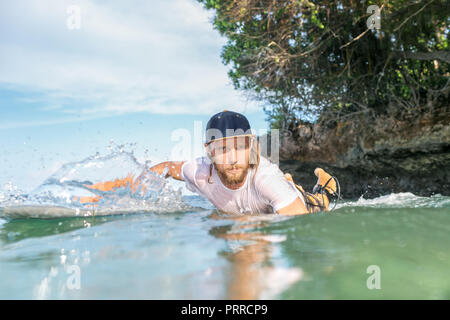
left=145, top=110, right=337, bottom=215
left=78, top=111, right=338, bottom=215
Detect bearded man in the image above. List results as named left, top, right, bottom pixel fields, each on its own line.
left=148, top=110, right=338, bottom=215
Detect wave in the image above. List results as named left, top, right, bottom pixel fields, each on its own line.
left=337, top=192, right=450, bottom=209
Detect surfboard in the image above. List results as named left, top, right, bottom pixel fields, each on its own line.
left=0, top=205, right=146, bottom=219
left=0, top=204, right=202, bottom=219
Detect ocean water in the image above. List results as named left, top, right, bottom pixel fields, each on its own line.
left=0, top=151, right=449, bottom=299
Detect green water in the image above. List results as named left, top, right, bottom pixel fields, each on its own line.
left=0, top=194, right=449, bottom=299
left=276, top=207, right=450, bottom=299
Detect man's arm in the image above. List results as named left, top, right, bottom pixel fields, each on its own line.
left=149, top=161, right=185, bottom=181
left=256, top=170, right=310, bottom=216
left=276, top=197, right=309, bottom=215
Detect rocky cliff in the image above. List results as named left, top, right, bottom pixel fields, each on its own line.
left=275, top=109, right=450, bottom=199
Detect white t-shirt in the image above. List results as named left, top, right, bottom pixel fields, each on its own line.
left=181, top=156, right=304, bottom=214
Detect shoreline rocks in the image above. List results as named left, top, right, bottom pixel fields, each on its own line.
left=274, top=111, right=450, bottom=199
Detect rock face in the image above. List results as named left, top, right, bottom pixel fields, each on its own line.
left=275, top=111, right=450, bottom=199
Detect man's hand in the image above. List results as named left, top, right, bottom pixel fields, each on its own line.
left=277, top=197, right=309, bottom=215
left=149, top=161, right=185, bottom=181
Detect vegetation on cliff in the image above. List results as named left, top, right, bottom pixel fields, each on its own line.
left=198, top=0, right=449, bottom=130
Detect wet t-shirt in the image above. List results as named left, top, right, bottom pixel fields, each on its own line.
left=181, top=156, right=303, bottom=214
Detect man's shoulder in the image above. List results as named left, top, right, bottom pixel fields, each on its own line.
left=252, top=157, right=299, bottom=208
left=254, top=157, right=285, bottom=183
left=182, top=156, right=211, bottom=181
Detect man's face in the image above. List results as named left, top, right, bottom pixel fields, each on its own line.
left=207, top=136, right=251, bottom=185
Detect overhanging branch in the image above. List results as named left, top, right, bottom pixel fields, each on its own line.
left=394, top=51, right=450, bottom=64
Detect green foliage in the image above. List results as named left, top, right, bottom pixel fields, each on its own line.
left=198, top=0, right=449, bottom=127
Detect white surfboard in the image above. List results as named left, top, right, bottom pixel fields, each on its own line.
left=0, top=205, right=145, bottom=219
left=0, top=204, right=200, bottom=219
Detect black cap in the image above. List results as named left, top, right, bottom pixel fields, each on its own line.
left=205, top=110, right=252, bottom=144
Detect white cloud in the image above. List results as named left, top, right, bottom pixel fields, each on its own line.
left=0, top=114, right=113, bottom=130
left=0, top=0, right=261, bottom=117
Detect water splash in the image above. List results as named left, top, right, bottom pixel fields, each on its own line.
left=338, top=192, right=450, bottom=209
left=0, top=145, right=193, bottom=218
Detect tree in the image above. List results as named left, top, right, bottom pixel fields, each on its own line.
left=198, top=0, right=449, bottom=127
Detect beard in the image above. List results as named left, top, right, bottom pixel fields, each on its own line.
left=215, top=164, right=249, bottom=186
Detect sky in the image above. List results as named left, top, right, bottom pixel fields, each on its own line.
left=0, top=0, right=270, bottom=191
